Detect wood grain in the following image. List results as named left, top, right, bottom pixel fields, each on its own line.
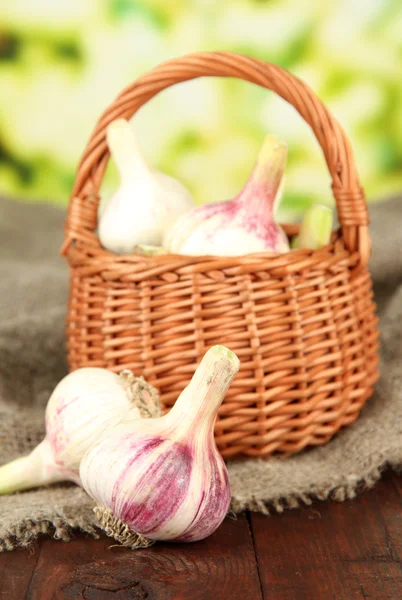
left=0, top=541, right=40, bottom=599
left=2, top=472, right=402, bottom=599
left=250, top=471, right=402, bottom=600
left=26, top=515, right=261, bottom=600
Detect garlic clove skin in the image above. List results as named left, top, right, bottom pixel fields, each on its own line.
left=98, top=119, right=194, bottom=254
left=45, top=368, right=145, bottom=471
left=164, top=134, right=289, bottom=256
left=0, top=368, right=160, bottom=494
left=80, top=345, right=240, bottom=546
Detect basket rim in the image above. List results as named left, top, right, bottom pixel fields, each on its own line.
left=62, top=51, right=371, bottom=266
left=64, top=226, right=365, bottom=283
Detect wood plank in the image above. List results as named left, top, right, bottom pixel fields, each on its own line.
left=372, top=472, right=402, bottom=559
left=250, top=472, right=402, bottom=600
left=27, top=515, right=262, bottom=600
left=0, top=540, right=41, bottom=598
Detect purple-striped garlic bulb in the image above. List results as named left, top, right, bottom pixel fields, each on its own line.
left=0, top=368, right=160, bottom=494
left=163, top=134, right=289, bottom=256
left=80, top=345, right=240, bottom=548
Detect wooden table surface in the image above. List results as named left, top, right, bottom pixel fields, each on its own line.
left=1, top=470, right=402, bottom=599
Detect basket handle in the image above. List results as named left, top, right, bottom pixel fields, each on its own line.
left=63, top=51, right=370, bottom=264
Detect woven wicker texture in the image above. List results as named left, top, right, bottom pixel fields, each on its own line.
left=63, top=52, right=379, bottom=458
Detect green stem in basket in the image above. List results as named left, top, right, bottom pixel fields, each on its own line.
left=297, top=204, right=333, bottom=249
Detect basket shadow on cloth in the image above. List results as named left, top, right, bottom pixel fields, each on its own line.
left=62, top=52, right=379, bottom=459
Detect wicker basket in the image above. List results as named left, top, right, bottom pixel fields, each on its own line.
left=62, top=51, right=379, bottom=459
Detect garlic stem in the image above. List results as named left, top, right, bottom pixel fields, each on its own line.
left=106, top=118, right=150, bottom=182
left=168, top=345, right=240, bottom=432
left=237, top=135, right=287, bottom=214
left=0, top=440, right=64, bottom=495
left=298, top=204, right=333, bottom=250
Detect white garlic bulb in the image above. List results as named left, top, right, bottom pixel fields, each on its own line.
left=0, top=368, right=160, bottom=494
left=98, top=119, right=194, bottom=254
left=80, top=345, right=240, bottom=547
left=164, top=134, right=289, bottom=256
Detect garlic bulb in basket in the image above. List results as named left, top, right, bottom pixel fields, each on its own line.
left=0, top=368, right=160, bottom=494
left=98, top=118, right=194, bottom=253
left=164, top=134, right=289, bottom=256
left=80, top=345, right=240, bottom=548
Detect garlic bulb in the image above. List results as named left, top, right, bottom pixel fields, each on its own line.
left=99, top=119, right=194, bottom=253
left=164, top=134, right=289, bottom=256
left=80, top=345, right=240, bottom=548
left=0, top=368, right=160, bottom=494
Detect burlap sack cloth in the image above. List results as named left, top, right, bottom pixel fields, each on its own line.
left=0, top=196, right=401, bottom=551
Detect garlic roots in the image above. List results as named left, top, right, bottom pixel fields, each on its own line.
left=164, top=134, right=289, bottom=256
left=99, top=119, right=194, bottom=254
left=0, top=368, right=160, bottom=494
left=80, top=345, right=240, bottom=546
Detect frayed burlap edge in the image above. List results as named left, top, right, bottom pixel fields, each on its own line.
left=230, top=463, right=389, bottom=516
left=0, top=461, right=390, bottom=553
left=0, top=514, right=99, bottom=553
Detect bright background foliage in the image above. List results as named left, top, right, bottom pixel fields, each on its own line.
left=0, top=0, right=401, bottom=219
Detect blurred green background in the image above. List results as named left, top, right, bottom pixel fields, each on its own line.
left=0, top=0, right=401, bottom=219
